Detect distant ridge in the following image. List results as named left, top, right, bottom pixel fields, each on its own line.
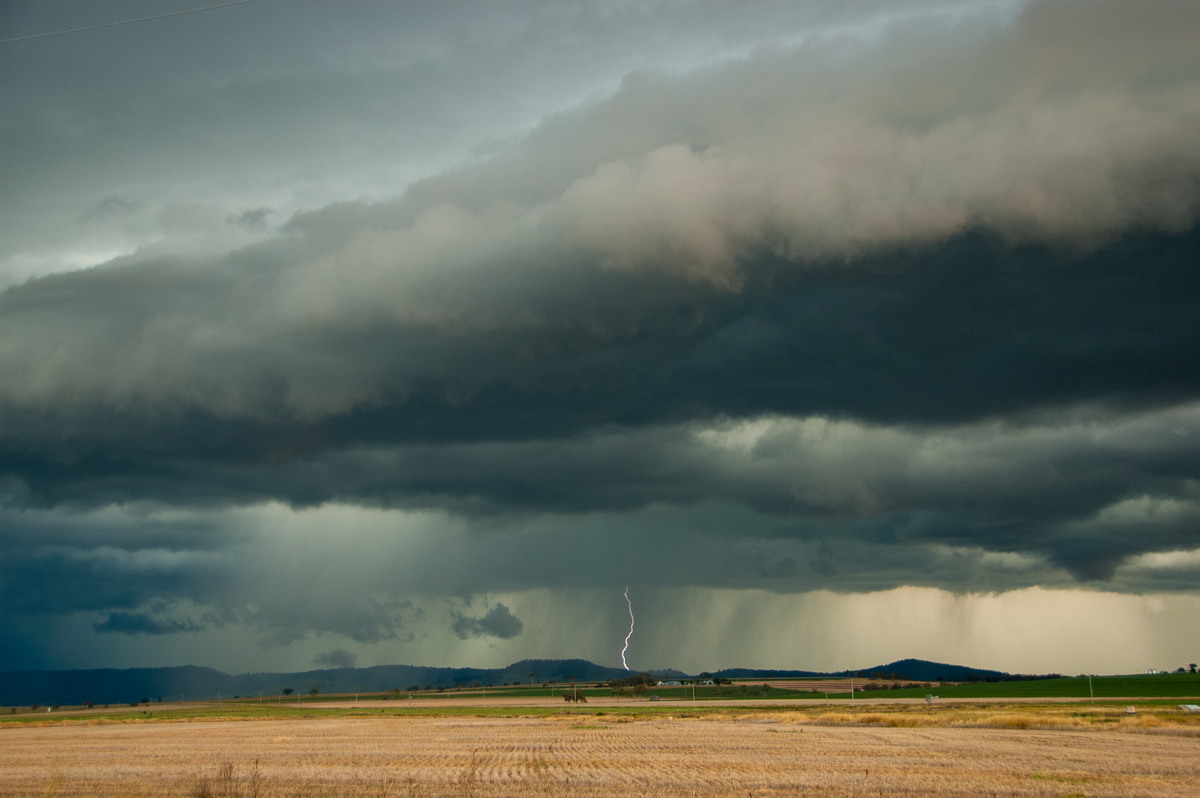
left=1, top=658, right=1009, bottom=707
left=846, top=658, right=1009, bottom=683
left=714, top=658, right=1008, bottom=683
left=0, top=659, right=635, bottom=707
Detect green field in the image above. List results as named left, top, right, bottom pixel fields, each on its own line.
left=847, top=672, right=1200, bottom=700
left=510, top=673, right=1200, bottom=701
left=5, top=672, right=1197, bottom=725
left=501, top=673, right=1200, bottom=702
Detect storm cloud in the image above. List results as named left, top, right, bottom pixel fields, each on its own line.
left=1, top=0, right=1197, bottom=674
left=453, top=604, right=525, bottom=640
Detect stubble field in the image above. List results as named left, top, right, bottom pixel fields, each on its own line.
left=3, top=706, right=1199, bottom=797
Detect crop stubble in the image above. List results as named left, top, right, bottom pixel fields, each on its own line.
left=1, top=714, right=1198, bottom=797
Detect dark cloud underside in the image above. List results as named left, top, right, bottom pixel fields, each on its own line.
left=452, top=604, right=525, bottom=640
left=1, top=227, right=1196, bottom=507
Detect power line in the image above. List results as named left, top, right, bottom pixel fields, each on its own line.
left=0, top=0, right=267, bottom=44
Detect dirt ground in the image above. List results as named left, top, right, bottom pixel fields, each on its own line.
left=2, top=713, right=1198, bottom=797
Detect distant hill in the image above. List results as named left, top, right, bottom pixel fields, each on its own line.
left=0, top=659, right=634, bottom=707
left=715, top=659, right=1008, bottom=683
left=711, top=667, right=825, bottom=679
left=2, top=657, right=1010, bottom=707
left=842, top=658, right=1010, bottom=683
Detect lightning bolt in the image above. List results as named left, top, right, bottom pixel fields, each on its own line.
left=621, top=585, right=635, bottom=670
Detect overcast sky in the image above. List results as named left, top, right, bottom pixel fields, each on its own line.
left=2, top=0, right=1198, bottom=677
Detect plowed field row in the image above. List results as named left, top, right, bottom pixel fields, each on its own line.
left=2, top=714, right=1197, bottom=797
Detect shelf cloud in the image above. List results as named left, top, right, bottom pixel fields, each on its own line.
left=1, top=0, right=1197, bottom=674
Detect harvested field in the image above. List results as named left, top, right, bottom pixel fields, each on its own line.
left=2, top=712, right=1198, bottom=797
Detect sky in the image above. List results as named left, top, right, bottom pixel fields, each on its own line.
left=1, top=0, right=1198, bottom=677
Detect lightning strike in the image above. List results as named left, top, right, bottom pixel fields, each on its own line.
left=621, top=585, right=635, bottom=670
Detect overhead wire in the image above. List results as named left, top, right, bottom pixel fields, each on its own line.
left=0, top=0, right=267, bottom=44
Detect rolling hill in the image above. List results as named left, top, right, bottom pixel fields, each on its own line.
left=2, top=657, right=1014, bottom=707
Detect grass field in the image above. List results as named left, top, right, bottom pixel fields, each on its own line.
left=846, top=672, right=1200, bottom=700
left=2, top=701, right=1199, bottom=797
left=13, top=670, right=1178, bottom=709
left=419, top=671, right=1200, bottom=702
left=364, top=672, right=1200, bottom=702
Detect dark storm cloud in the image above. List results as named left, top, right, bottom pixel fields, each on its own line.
left=313, top=648, right=358, bottom=669
left=94, top=611, right=204, bottom=636
left=2, top=0, right=1197, bottom=435
left=0, top=0, right=1199, bottom=665
left=0, top=537, right=233, bottom=616
left=228, top=208, right=273, bottom=232
left=0, top=504, right=422, bottom=649
left=2, top=0, right=1003, bottom=289
left=452, top=604, right=525, bottom=640
left=2, top=229, right=1197, bottom=514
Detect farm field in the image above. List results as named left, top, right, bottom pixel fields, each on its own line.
left=621, top=672, right=1200, bottom=702
left=182, top=671, right=1194, bottom=704
left=2, top=705, right=1199, bottom=797
left=846, top=673, right=1200, bottom=701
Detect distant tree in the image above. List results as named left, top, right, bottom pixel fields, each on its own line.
left=529, top=672, right=536, bottom=685
left=282, top=688, right=294, bottom=696
left=1190, top=664, right=1197, bottom=674
left=30, top=704, right=40, bottom=711
left=309, top=688, right=319, bottom=696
